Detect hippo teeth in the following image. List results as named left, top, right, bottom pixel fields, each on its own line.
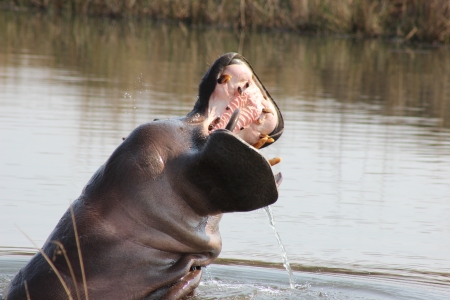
left=205, top=59, right=282, bottom=149
left=262, top=107, right=274, bottom=114
left=189, top=266, right=201, bottom=271
left=217, top=74, right=232, bottom=84
left=252, top=133, right=275, bottom=149
left=268, top=157, right=281, bottom=166
left=225, top=108, right=240, bottom=131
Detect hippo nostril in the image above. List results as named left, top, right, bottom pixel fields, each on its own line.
left=237, top=86, right=242, bottom=95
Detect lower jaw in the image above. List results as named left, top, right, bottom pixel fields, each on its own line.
left=158, top=268, right=202, bottom=300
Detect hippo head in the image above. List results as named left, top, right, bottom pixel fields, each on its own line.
left=190, top=52, right=284, bottom=146
left=172, top=52, right=284, bottom=215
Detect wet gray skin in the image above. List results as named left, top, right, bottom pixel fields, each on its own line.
left=5, top=53, right=284, bottom=300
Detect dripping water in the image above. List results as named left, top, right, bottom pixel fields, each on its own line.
left=203, top=265, right=213, bottom=282
left=264, top=205, right=296, bottom=289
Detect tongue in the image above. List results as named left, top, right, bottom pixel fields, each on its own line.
left=225, top=108, right=240, bottom=131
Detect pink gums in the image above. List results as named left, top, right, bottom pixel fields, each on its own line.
left=215, top=93, right=260, bottom=133
left=207, top=63, right=277, bottom=146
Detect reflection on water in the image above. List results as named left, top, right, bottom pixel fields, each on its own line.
left=1, top=258, right=449, bottom=299
left=1, top=10, right=450, bottom=294
left=198, top=264, right=450, bottom=300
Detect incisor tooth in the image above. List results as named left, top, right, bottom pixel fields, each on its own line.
left=253, top=137, right=268, bottom=149
left=268, top=157, right=281, bottom=166
left=218, top=74, right=232, bottom=84
left=258, top=134, right=274, bottom=143
left=262, top=107, right=274, bottom=114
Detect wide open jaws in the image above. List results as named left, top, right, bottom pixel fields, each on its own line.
left=202, top=55, right=283, bottom=149
left=188, top=53, right=284, bottom=149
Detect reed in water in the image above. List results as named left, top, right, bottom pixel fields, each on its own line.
left=3, top=0, right=450, bottom=43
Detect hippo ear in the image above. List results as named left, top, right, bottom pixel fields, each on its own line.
left=171, top=129, right=279, bottom=214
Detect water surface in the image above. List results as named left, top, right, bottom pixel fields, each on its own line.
left=1, top=11, right=450, bottom=298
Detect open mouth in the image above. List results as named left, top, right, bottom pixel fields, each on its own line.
left=181, top=53, right=284, bottom=213
left=188, top=52, right=283, bottom=153
left=161, top=265, right=203, bottom=299
left=204, top=57, right=283, bottom=151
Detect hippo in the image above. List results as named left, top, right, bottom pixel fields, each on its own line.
left=5, top=52, right=284, bottom=299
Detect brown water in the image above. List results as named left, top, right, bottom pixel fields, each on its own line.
left=1, top=11, right=450, bottom=299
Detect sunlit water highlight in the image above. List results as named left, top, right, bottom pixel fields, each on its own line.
left=1, top=10, right=450, bottom=298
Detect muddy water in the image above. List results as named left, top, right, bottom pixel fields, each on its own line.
left=1, top=11, right=450, bottom=298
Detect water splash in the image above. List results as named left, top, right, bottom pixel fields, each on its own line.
left=203, top=266, right=213, bottom=282
left=264, top=206, right=296, bottom=289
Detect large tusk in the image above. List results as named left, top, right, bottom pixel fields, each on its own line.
left=253, top=137, right=268, bottom=149
left=225, top=108, right=240, bottom=131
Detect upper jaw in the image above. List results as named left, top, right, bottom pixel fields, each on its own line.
left=188, top=53, right=284, bottom=149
